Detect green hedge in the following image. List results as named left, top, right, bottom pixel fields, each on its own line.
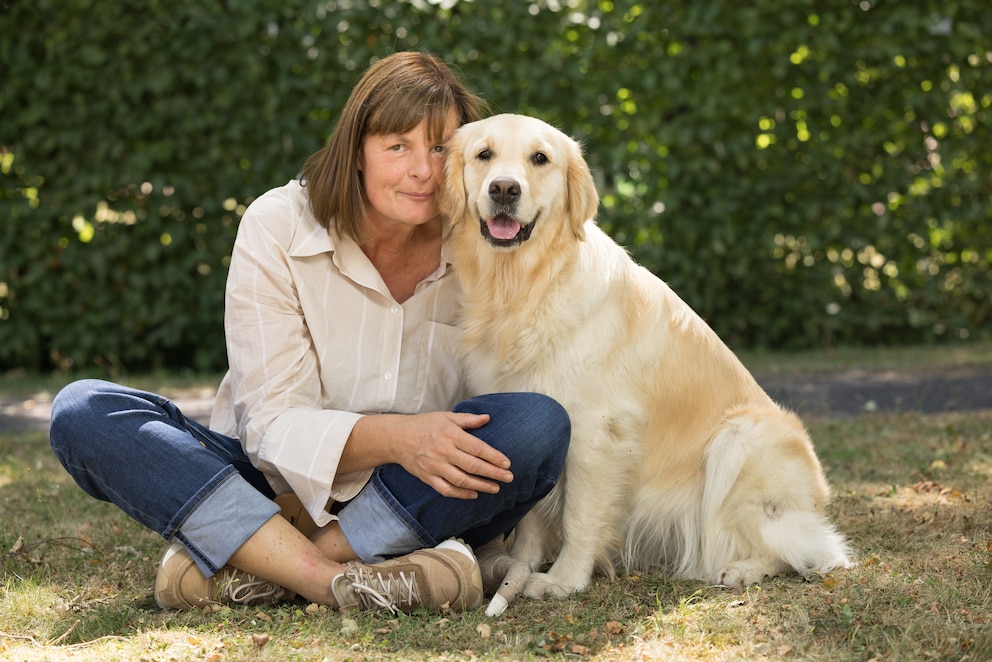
left=2, top=0, right=990, bottom=372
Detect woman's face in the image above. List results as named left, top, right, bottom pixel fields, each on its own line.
left=359, top=109, right=458, bottom=235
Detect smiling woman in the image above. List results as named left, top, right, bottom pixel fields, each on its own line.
left=47, top=52, right=572, bottom=617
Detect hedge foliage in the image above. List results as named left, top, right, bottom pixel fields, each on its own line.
left=2, top=0, right=990, bottom=372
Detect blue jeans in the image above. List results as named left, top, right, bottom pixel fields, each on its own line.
left=49, top=379, right=569, bottom=576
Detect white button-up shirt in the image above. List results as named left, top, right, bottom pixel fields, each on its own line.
left=210, top=180, right=466, bottom=527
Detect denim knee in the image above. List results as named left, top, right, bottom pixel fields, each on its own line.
left=454, top=392, right=570, bottom=479
left=49, top=379, right=102, bottom=456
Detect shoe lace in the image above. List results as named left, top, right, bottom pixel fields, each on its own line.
left=218, top=570, right=284, bottom=605
left=345, top=565, right=421, bottom=614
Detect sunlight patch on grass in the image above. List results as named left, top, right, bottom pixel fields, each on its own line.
left=1, top=578, right=75, bottom=642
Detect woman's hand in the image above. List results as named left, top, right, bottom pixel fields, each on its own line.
left=343, top=411, right=513, bottom=499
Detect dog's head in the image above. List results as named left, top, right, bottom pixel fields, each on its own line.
left=441, top=114, right=599, bottom=251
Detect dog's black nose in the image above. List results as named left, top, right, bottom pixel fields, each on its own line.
left=488, top=178, right=520, bottom=205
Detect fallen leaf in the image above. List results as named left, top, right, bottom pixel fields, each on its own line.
left=252, top=633, right=270, bottom=648
left=821, top=574, right=842, bottom=590
left=476, top=623, right=492, bottom=640
left=571, top=644, right=590, bottom=655
left=604, top=621, right=624, bottom=636
left=537, top=630, right=573, bottom=652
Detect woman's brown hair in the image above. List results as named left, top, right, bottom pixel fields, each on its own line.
left=301, top=52, right=488, bottom=243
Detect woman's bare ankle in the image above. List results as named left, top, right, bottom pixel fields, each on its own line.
left=310, top=522, right=359, bottom=562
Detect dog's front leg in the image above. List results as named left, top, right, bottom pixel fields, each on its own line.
left=509, top=493, right=558, bottom=571
left=523, top=429, right=626, bottom=598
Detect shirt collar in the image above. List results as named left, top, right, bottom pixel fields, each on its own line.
left=289, top=213, right=452, bottom=295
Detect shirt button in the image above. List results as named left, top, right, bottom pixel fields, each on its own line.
left=384, top=372, right=393, bottom=381
left=390, top=305, right=399, bottom=313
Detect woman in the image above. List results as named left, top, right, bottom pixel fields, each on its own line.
left=49, top=52, right=570, bottom=614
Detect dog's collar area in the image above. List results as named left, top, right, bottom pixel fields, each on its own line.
left=479, top=215, right=536, bottom=247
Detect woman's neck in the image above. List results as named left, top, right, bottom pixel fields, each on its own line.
left=361, top=218, right=442, bottom=303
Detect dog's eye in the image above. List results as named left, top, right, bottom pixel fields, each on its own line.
left=477, top=148, right=492, bottom=161
left=531, top=151, right=549, bottom=165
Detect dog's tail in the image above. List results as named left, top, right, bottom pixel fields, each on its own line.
left=698, top=407, right=852, bottom=579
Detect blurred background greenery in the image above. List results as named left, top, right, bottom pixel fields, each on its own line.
left=1, top=0, right=989, bottom=373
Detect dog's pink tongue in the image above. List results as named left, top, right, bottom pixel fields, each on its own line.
left=487, top=215, right=521, bottom=240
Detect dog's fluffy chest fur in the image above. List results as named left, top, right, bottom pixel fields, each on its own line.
left=457, top=223, right=656, bottom=398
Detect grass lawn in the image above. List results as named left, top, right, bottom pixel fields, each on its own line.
left=2, top=343, right=990, bottom=660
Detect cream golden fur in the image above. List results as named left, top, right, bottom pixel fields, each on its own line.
left=441, top=113, right=852, bottom=599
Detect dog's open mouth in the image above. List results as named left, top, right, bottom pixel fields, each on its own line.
left=480, top=214, right=535, bottom=248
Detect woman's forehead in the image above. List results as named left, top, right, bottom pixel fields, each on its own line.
left=368, top=105, right=458, bottom=140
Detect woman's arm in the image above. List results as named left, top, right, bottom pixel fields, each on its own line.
left=342, top=411, right=513, bottom=500
left=225, top=188, right=365, bottom=522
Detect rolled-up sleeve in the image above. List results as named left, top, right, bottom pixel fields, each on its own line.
left=224, top=190, right=369, bottom=525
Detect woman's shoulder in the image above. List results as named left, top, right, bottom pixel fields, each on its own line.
left=243, top=180, right=310, bottom=223
left=239, top=180, right=326, bottom=250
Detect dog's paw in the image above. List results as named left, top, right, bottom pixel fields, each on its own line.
left=522, top=571, right=586, bottom=599
left=717, top=559, right=780, bottom=588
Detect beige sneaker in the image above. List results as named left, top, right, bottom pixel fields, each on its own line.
left=331, top=539, right=483, bottom=614
left=154, top=542, right=291, bottom=609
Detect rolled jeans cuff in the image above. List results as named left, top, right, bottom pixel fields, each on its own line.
left=176, top=471, right=281, bottom=577
left=337, top=471, right=426, bottom=563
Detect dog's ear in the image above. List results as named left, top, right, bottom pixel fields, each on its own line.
left=441, top=130, right=468, bottom=224
left=565, top=138, right=599, bottom=241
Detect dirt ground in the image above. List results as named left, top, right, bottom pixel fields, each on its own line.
left=0, top=386, right=217, bottom=434
left=2, top=365, right=992, bottom=435
left=759, top=364, right=992, bottom=417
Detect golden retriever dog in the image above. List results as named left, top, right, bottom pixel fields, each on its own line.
left=441, top=113, right=852, bottom=600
